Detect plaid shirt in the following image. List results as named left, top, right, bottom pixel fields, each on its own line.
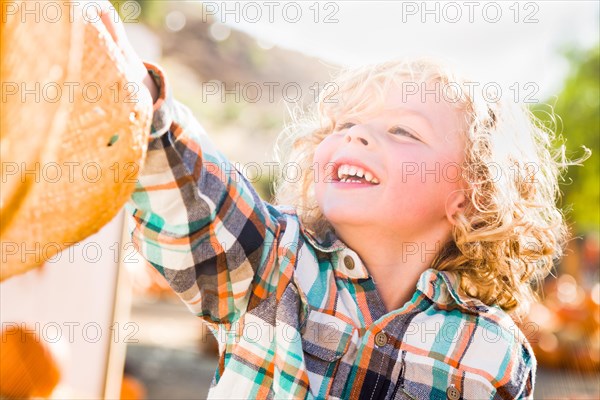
left=126, top=63, right=536, bottom=400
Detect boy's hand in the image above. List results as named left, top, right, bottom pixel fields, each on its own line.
left=94, top=0, right=159, bottom=103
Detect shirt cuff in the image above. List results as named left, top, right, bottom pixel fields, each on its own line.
left=143, top=61, right=173, bottom=140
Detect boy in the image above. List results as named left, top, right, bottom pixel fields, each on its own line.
left=102, top=5, right=565, bottom=399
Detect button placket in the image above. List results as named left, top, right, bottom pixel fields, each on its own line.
left=446, top=384, right=460, bottom=400
left=335, top=250, right=369, bottom=280
left=343, top=255, right=355, bottom=270
left=374, top=331, right=388, bottom=347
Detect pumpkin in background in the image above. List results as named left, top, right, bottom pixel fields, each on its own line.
left=0, top=325, right=61, bottom=399
left=120, top=374, right=147, bottom=400
left=521, top=276, right=600, bottom=372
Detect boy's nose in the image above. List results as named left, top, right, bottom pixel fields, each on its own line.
left=344, top=131, right=369, bottom=146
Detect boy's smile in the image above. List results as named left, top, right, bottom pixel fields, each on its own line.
left=332, top=159, right=380, bottom=185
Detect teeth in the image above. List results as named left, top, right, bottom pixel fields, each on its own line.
left=336, top=163, right=379, bottom=184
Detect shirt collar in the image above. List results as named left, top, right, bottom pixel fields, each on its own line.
left=301, top=225, right=346, bottom=253
left=301, top=226, right=489, bottom=314
left=417, top=269, right=490, bottom=314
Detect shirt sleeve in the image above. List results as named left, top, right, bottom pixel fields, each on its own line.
left=521, top=367, right=535, bottom=399
left=516, top=344, right=536, bottom=399
left=126, top=62, right=284, bottom=326
left=497, top=339, right=537, bottom=399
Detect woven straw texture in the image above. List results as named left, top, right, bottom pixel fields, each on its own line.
left=1, top=2, right=152, bottom=280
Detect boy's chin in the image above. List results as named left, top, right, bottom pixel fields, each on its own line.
left=322, top=209, right=374, bottom=228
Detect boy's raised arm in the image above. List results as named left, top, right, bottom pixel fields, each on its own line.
left=125, top=62, right=284, bottom=326
left=97, top=2, right=288, bottom=327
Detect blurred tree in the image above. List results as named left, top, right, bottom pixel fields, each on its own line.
left=533, top=45, right=599, bottom=234
left=111, top=0, right=167, bottom=27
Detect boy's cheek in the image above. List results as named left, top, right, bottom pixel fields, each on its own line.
left=312, top=145, right=332, bottom=181
left=392, top=172, right=456, bottom=212
left=396, top=159, right=461, bottom=186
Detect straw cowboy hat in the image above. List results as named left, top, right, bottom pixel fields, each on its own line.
left=0, top=1, right=153, bottom=280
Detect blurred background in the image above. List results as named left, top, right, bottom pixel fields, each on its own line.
left=121, top=1, right=600, bottom=398
left=2, top=1, right=598, bottom=399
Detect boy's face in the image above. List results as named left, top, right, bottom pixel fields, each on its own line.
left=313, top=80, right=468, bottom=238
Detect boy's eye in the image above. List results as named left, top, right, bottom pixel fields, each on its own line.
left=336, top=122, right=355, bottom=131
left=388, top=126, right=420, bottom=140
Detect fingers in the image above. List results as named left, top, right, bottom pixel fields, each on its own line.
left=84, top=1, right=149, bottom=89
left=99, top=9, right=119, bottom=43
left=82, top=1, right=126, bottom=47
left=95, top=1, right=125, bottom=45
left=94, top=0, right=120, bottom=22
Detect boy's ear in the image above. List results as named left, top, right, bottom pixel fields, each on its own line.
left=445, top=190, right=466, bottom=225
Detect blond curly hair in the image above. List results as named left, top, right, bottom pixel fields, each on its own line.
left=273, top=57, right=588, bottom=316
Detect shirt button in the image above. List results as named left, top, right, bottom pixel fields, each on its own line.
left=446, top=385, right=460, bottom=400
left=343, top=255, right=355, bottom=270
left=374, top=331, right=387, bottom=347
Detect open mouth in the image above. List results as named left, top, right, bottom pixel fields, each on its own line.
left=334, top=163, right=380, bottom=185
